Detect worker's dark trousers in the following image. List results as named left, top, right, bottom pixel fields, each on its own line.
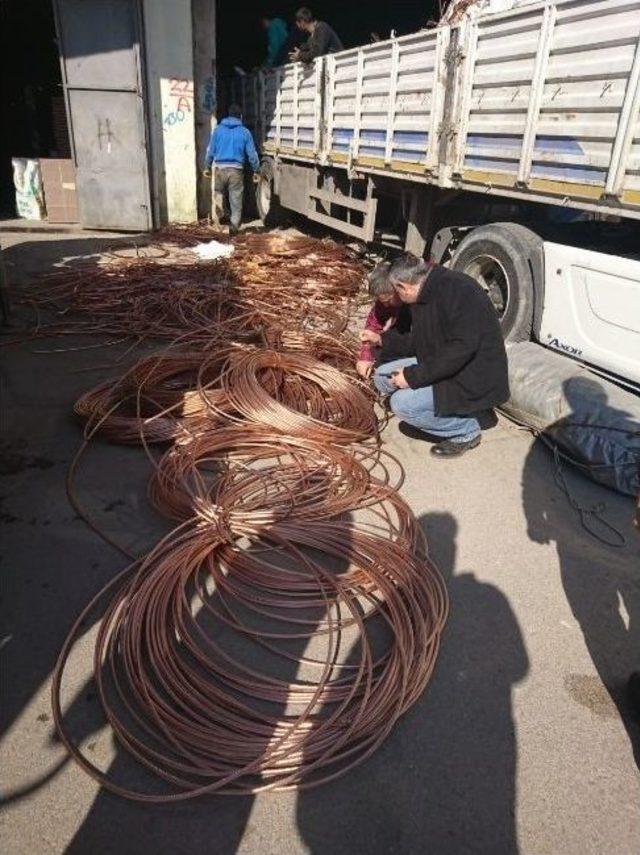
left=215, top=167, right=244, bottom=229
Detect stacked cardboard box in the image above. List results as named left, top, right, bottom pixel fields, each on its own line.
left=39, top=158, right=78, bottom=224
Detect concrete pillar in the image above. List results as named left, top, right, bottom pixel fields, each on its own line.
left=192, top=0, right=217, bottom=219
left=142, top=0, right=199, bottom=224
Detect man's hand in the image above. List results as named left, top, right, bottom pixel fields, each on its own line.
left=359, top=329, right=382, bottom=346
left=203, top=167, right=212, bottom=178
left=289, top=48, right=301, bottom=61
left=391, top=369, right=409, bottom=389
left=356, top=360, right=374, bottom=380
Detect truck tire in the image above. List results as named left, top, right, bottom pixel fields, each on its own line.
left=450, top=223, right=542, bottom=343
left=255, top=159, right=285, bottom=227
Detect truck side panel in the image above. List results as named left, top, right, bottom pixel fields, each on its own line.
left=238, top=0, right=640, bottom=222
left=454, top=0, right=640, bottom=214
left=323, top=28, right=448, bottom=177
left=261, top=61, right=322, bottom=159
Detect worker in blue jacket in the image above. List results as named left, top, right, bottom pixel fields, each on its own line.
left=203, top=105, right=260, bottom=235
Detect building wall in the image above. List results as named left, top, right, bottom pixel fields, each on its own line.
left=142, top=0, right=199, bottom=224
left=192, top=0, right=217, bottom=219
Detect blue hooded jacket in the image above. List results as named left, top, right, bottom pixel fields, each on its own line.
left=205, top=117, right=260, bottom=171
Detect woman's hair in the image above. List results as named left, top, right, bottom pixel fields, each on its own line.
left=388, top=253, right=430, bottom=286
left=367, top=262, right=393, bottom=298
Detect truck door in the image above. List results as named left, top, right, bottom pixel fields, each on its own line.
left=52, top=0, right=152, bottom=231
left=541, top=243, right=640, bottom=386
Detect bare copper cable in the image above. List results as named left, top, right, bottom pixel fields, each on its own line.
left=50, top=229, right=449, bottom=801
left=52, top=514, right=448, bottom=799
left=18, top=230, right=364, bottom=347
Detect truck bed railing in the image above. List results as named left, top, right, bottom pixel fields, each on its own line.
left=230, top=0, right=640, bottom=221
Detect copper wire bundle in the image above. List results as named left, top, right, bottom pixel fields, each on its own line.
left=51, top=228, right=450, bottom=801
left=211, top=349, right=378, bottom=443
left=74, top=343, right=377, bottom=446
left=21, top=231, right=364, bottom=347
left=147, top=423, right=405, bottom=525
left=263, top=327, right=361, bottom=374
left=53, top=504, right=448, bottom=800
left=73, top=351, right=231, bottom=445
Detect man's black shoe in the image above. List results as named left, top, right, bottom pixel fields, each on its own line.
left=229, top=226, right=239, bottom=236
left=430, top=435, right=481, bottom=458
left=628, top=672, right=640, bottom=718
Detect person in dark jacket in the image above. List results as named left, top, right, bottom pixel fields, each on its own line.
left=290, top=7, right=343, bottom=63
left=204, top=104, right=260, bottom=234
left=374, top=254, right=509, bottom=458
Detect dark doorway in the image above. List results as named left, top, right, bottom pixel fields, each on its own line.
left=0, top=0, right=70, bottom=217
left=215, top=0, right=442, bottom=79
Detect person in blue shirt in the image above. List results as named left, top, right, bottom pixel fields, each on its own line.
left=204, top=105, right=260, bottom=235
left=261, top=15, right=288, bottom=68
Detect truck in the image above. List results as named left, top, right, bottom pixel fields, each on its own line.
left=230, top=0, right=640, bottom=391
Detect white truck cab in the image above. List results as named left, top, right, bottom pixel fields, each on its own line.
left=540, top=243, right=640, bottom=388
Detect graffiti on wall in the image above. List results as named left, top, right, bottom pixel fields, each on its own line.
left=201, top=76, right=216, bottom=113
left=169, top=78, right=194, bottom=113
left=162, top=78, right=194, bottom=132
left=162, top=77, right=215, bottom=131
left=163, top=110, right=187, bottom=129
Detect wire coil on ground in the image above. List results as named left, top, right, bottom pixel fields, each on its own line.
left=49, top=229, right=449, bottom=801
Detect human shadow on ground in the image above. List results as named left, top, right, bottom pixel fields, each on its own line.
left=521, top=377, right=640, bottom=769
left=296, top=511, right=529, bottom=854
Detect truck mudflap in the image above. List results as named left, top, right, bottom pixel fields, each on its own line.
left=502, top=342, right=640, bottom=497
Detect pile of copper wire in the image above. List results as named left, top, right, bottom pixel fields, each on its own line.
left=51, top=229, right=449, bottom=801
left=147, top=423, right=404, bottom=523
left=22, top=230, right=364, bottom=347
left=26, top=259, right=249, bottom=345
left=74, top=343, right=378, bottom=446
left=54, top=432, right=448, bottom=799
left=73, top=351, right=231, bottom=445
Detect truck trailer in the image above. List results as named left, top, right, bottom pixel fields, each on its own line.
left=231, top=0, right=640, bottom=391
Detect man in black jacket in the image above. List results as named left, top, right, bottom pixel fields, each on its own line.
left=290, top=7, right=343, bottom=62
left=374, top=254, right=510, bottom=458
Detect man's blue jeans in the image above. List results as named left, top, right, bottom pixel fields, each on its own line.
left=374, top=358, right=481, bottom=443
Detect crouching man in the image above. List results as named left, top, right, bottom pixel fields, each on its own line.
left=374, top=254, right=509, bottom=458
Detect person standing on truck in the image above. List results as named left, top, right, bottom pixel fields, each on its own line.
left=374, top=254, right=510, bottom=458
left=261, top=14, right=288, bottom=68
left=203, top=104, right=260, bottom=236
left=289, top=7, right=344, bottom=63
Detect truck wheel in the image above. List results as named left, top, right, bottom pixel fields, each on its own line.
left=450, top=223, right=542, bottom=343
left=256, top=159, right=284, bottom=227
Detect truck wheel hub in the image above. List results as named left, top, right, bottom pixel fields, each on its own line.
left=463, top=254, right=509, bottom=317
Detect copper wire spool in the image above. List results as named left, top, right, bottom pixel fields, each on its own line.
left=52, top=514, right=448, bottom=801
left=51, top=230, right=450, bottom=802
left=147, top=423, right=404, bottom=524
left=211, top=349, right=378, bottom=443
left=73, top=351, right=231, bottom=445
